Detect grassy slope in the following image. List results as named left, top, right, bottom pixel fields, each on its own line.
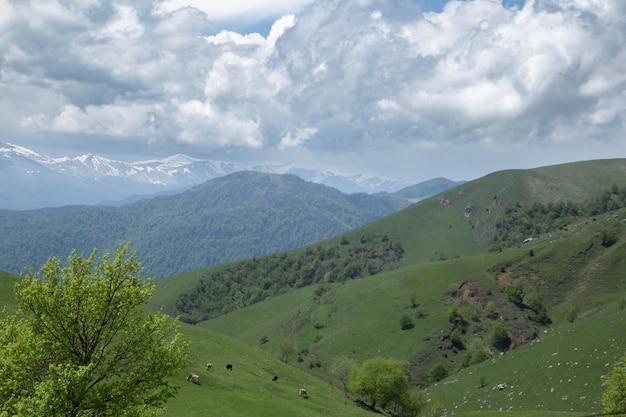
left=0, top=272, right=371, bottom=417
left=153, top=159, right=626, bottom=308
left=198, top=209, right=626, bottom=415
left=164, top=324, right=373, bottom=417
left=4, top=159, right=626, bottom=417
left=425, top=303, right=626, bottom=416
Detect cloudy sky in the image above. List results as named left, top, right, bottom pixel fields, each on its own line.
left=1, top=0, right=624, bottom=183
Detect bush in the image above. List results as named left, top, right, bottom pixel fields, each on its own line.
left=602, top=355, right=626, bottom=415
left=447, top=305, right=464, bottom=327
left=505, top=282, right=524, bottom=305
left=428, top=363, right=448, bottom=382
left=469, top=350, right=489, bottom=366
left=491, top=322, right=510, bottom=351
left=450, top=329, right=465, bottom=350
left=601, top=230, right=618, bottom=247
left=485, top=301, right=498, bottom=320
left=400, top=315, right=414, bottom=330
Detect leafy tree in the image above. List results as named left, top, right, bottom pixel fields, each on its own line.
left=329, top=356, right=356, bottom=392
left=602, top=355, right=626, bottom=416
left=0, top=244, right=189, bottom=417
left=278, top=338, right=296, bottom=363
left=349, top=357, right=409, bottom=409
left=394, top=387, right=426, bottom=417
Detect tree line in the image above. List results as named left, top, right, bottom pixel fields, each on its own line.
left=175, top=233, right=404, bottom=323
left=491, top=184, right=626, bottom=250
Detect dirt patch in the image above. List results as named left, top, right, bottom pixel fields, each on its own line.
left=496, top=267, right=514, bottom=287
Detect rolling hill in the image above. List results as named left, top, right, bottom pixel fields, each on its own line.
left=165, top=206, right=626, bottom=417
left=2, top=158, right=626, bottom=417
left=0, top=171, right=409, bottom=277
left=148, top=159, right=626, bottom=416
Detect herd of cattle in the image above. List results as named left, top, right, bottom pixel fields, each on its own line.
left=186, top=363, right=308, bottom=399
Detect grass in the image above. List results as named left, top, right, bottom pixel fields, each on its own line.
left=5, top=159, right=626, bottom=417
left=162, top=324, right=373, bottom=417
left=425, top=303, right=626, bottom=416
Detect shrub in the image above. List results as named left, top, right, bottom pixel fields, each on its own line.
left=485, top=301, right=498, bottom=320
left=602, top=355, right=626, bottom=415
left=505, top=282, right=524, bottom=305
left=491, top=322, right=510, bottom=351
left=450, top=329, right=465, bottom=350
left=447, top=305, right=464, bottom=327
left=400, top=315, right=414, bottom=330
left=469, top=350, right=489, bottom=366
left=601, top=230, right=618, bottom=247
left=428, top=363, right=448, bottom=383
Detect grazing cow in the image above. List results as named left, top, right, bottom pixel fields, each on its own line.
left=299, top=388, right=308, bottom=398
left=206, top=363, right=212, bottom=371
left=225, top=363, right=233, bottom=371
left=186, top=373, right=200, bottom=384
left=272, top=374, right=279, bottom=382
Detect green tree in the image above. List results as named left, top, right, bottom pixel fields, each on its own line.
left=278, top=338, right=296, bottom=363
left=394, top=387, right=426, bottom=417
left=602, top=355, right=626, bottom=416
left=329, top=356, right=356, bottom=392
left=349, top=357, right=409, bottom=409
left=0, top=244, right=189, bottom=417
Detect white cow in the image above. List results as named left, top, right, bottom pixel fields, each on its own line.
left=186, top=373, right=200, bottom=384
left=299, top=388, right=308, bottom=398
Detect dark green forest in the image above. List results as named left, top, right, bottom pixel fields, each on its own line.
left=175, top=233, right=404, bottom=323
left=0, top=172, right=409, bottom=277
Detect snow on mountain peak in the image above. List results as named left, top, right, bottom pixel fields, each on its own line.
left=0, top=143, right=413, bottom=209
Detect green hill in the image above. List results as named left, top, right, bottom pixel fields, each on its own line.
left=0, top=171, right=409, bottom=278
left=193, top=207, right=626, bottom=415
left=3, top=159, right=626, bottom=417
left=164, top=159, right=626, bottom=323
left=163, top=324, right=373, bottom=417
left=394, top=177, right=464, bottom=200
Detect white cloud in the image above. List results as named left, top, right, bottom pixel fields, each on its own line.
left=279, top=127, right=318, bottom=149
left=1, top=0, right=625, bottom=182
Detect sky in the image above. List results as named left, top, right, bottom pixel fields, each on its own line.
left=1, top=0, right=625, bottom=183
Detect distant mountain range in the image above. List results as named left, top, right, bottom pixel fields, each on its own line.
left=0, top=143, right=418, bottom=209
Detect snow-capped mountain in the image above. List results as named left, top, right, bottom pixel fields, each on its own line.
left=0, top=143, right=412, bottom=210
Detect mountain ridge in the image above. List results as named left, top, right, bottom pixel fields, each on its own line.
left=0, top=142, right=433, bottom=209
left=0, top=171, right=412, bottom=277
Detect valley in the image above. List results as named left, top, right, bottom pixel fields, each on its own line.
left=2, top=159, right=626, bottom=416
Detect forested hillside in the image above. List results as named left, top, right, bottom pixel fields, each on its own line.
left=159, top=159, right=626, bottom=321
left=175, top=232, right=404, bottom=323
left=0, top=171, right=409, bottom=277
